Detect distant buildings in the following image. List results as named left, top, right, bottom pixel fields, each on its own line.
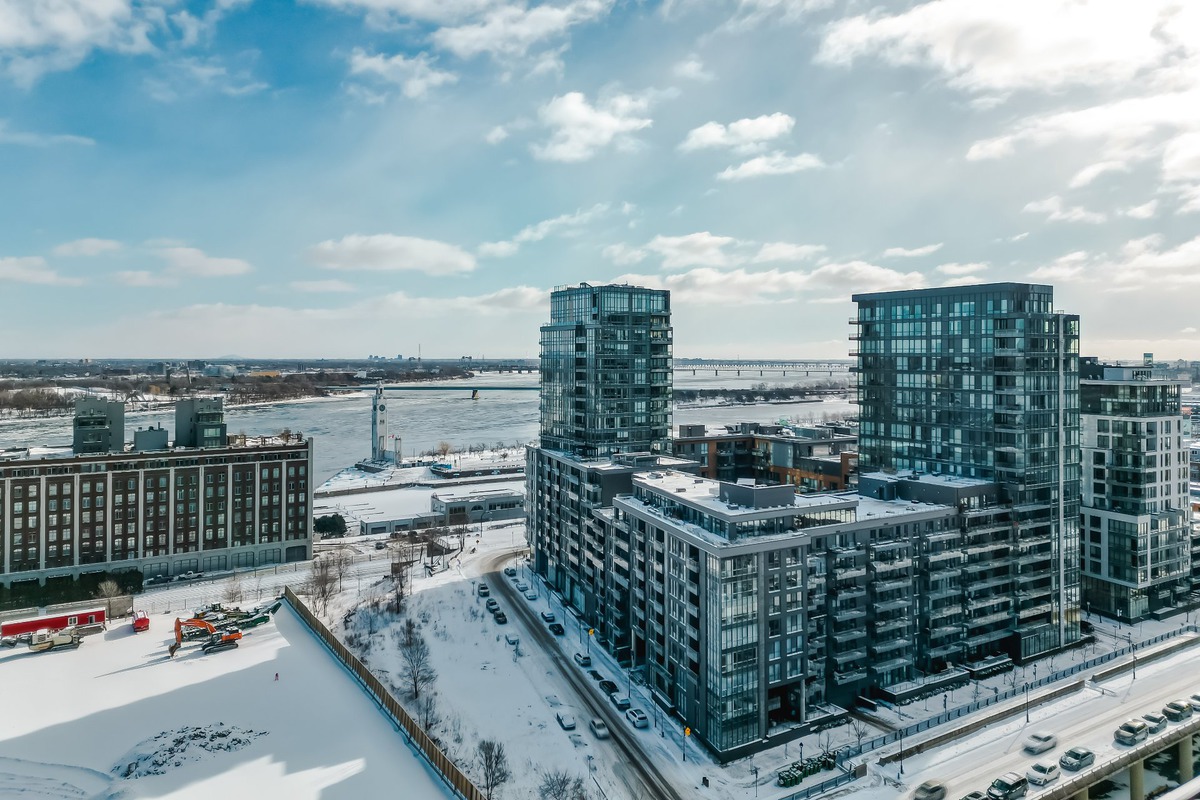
left=0, top=397, right=312, bottom=588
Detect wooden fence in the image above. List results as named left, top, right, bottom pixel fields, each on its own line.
left=283, top=586, right=484, bottom=800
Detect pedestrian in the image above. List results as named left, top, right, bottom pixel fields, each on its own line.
left=274, top=672, right=279, bottom=681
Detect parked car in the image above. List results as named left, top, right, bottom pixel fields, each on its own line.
left=504, top=566, right=517, bottom=577
left=1026, top=762, right=1059, bottom=786
left=493, top=611, right=508, bottom=624
left=598, top=680, right=618, bottom=695
left=626, top=708, right=649, bottom=728
left=144, top=575, right=170, bottom=586
left=986, top=772, right=1028, bottom=800
left=610, top=694, right=631, bottom=712
left=1022, top=732, right=1057, bottom=754
left=587, top=669, right=604, bottom=681
left=1164, top=700, right=1194, bottom=721
left=541, top=611, right=556, bottom=623
left=960, top=793, right=987, bottom=800
left=589, top=718, right=610, bottom=739
left=175, top=571, right=202, bottom=582
left=504, top=633, right=520, bottom=646
left=912, top=781, right=946, bottom=800
left=1059, top=747, right=1095, bottom=772
left=574, top=653, right=592, bottom=667
left=1189, top=694, right=1200, bottom=711
left=485, top=599, right=500, bottom=613
left=1143, top=712, right=1168, bottom=734
left=556, top=712, right=576, bottom=731
left=548, top=623, right=565, bottom=636
left=516, top=582, right=529, bottom=592
left=524, top=590, right=538, bottom=600
left=477, top=584, right=490, bottom=597
left=1115, top=719, right=1149, bottom=745
left=374, top=541, right=386, bottom=550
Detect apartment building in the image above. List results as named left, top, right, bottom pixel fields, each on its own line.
left=672, top=422, right=858, bottom=490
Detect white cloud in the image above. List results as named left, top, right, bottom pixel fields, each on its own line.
left=348, top=48, right=457, bottom=99
left=601, top=243, right=647, bottom=266
left=310, top=234, right=476, bottom=275
left=431, top=0, right=613, bottom=61
left=1182, top=327, right=1198, bottom=334
left=716, top=151, right=823, bottom=181
left=1028, top=251, right=1090, bottom=282
left=1124, top=200, right=1159, bottom=219
left=645, top=232, right=741, bottom=270
left=485, top=125, right=509, bottom=144
left=723, top=0, right=832, bottom=30
left=936, top=262, right=986, bottom=275
left=1010, top=232, right=1029, bottom=242
left=531, top=90, right=653, bottom=162
left=301, top=0, right=496, bottom=26
left=679, top=113, right=794, bottom=155
left=0, top=256, right=83, bottom=286
left=817, top=1, right=1175, bottom=95
left=480, top=203, right=609, bottom=257
left=752, top=242, right=826, bottom=262
left=0, top=120, right=94, bottom=146
left=1022, top=196, right=1106, bottom=224
left=115, top=270, right=174, bottom=287
left=52, top=238, right=122, bottom=257
left=159, top=246, right=254, bottom=277
left=1068, top=160, right=1131, bottom=189
left=882, top=242, right=943, bottom=258
left=672, top=55, right=713, bottom=82
left=145, top=56, right=268, bottom=102
left=290, top=279, right=357, bottom=293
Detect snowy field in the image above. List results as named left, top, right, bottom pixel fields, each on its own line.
left=0, top=604, right=453, bottom=799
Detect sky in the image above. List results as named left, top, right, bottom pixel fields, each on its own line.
left=2, top=0, right=1199, bottom=361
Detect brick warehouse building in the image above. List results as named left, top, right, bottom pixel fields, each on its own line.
left=0, top=403, right=312, bottom=588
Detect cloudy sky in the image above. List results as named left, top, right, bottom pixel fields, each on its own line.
left=3, top=0, right=1199, bottom=360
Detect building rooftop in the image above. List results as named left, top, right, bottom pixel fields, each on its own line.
left=859, top=469, right=994, bottom=489
left=633, top=471, right=854, bottom=517
left=0, top=434, right=306, bottom=464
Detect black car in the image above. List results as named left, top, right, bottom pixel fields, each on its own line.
left=599, top=679, right=618, bottom=695
left=548, top=623, right=565, bottom=636
left=587, top=670, right=604, bottom=681
left=493, top=611, right=508, bottom=624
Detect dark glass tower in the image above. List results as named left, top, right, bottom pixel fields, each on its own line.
left=538, top=283, right=672, bottom=457
left=852, top=283, right=1082, bottom=659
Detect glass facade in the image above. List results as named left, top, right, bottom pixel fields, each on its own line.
left=539, top=284, right=672, bottom=458
left=852, top=283, right=1082, bottom=658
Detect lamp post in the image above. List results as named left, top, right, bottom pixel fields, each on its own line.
left=751, top=766, right=759, bottom=798
left=1024, top=683, right=1030, bottom=723
left=899, top=728, right=904, bottom=774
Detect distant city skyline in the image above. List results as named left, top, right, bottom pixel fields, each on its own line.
left=2, top=1, right=1198, bottom=360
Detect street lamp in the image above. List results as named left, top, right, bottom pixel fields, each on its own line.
left=899, top=728, right=904, bottom=774
left=751, top=766, right=759, bottom=798
left=1024, top=684, right=1030, bottom=723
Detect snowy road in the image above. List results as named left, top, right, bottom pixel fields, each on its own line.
left=849, top=635, right=1200, bottom=800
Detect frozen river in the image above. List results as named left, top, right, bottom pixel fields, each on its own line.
left=0, top=372, right=854, bottom=483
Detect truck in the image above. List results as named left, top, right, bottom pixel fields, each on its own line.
left=28, top=627, right=82, bottom=652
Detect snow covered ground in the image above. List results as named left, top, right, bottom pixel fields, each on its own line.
left=317, top=447, right=527, bottom=496
left=0, top=603, right=454, bottom=799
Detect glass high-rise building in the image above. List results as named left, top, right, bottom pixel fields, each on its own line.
left=538, top=283, right=672, bottom=457
left=852, top=283, right=1082, bottom=659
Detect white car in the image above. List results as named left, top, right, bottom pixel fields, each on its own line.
left=1022, top=732, right=1057, bottom=754
left=589, top=718, right=610, bottom=739
left=556, top=712, right=576, bottom=731
left=626, top=708, right=649, bottom=729
left=1027, top=761, right=1060, bottom=786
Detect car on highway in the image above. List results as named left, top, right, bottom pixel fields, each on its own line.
left=548, top=623, right=565, bottom=636
left=610, top=694, right=631, bottom=712
left=599, top=680, right=618, bottom=695
left=1189, top=694, right=1200, bottom=711
left=986, top=772, right=1028, bottom=799
left=626, top=708, right=649, bottom=728
left=574, top=653, right=592, bottom=667
left=1115, top=719, right=1149, bottom=745
left=524, top=590, right=538, bottom=601
left=485, top=599, right=500, bottom=613
left=1026, top=762, right=1059, bottom=786
left=144, top=575, right=170, bottom=586
left=516, top=581, right=529, bottom=592
left=478, top=584, right=490, bottom=597
left=493, top=611, right=508, bottom=624
left=959, top=792, right=986, bottom=800
left=587, top=669, right=604, bottom=681
left=589, top=718, right=610, bottom=739
left=1059, top=747, right=1095, bottom=772
left=504, top=567, right=517, bottom=577
left=1164, top=700, right=1194, bottom=721
left=911, top=781, right=946, bottom=800
left=1022, top=732, right=1057, bottom=754
left=1143, top=712, right=1168, bottom=734
left=556, top=712, right=576, bottom=731
left=541, top=611, right=556, bottom=623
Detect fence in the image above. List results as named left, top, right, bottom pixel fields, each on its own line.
left=282, top=586, right=484, bottom=800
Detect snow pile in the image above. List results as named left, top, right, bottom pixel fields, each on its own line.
left=113, top=725, right=267, bottom=779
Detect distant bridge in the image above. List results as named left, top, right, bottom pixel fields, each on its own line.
left=674, top=360, right=853, bottom=377
left=323, top=385, right=538, bottom=392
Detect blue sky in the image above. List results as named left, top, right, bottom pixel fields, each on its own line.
left=2, top=0, right=1199, bottom=360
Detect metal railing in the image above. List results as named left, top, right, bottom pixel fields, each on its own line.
left=283, top=587, right=484, bottom=800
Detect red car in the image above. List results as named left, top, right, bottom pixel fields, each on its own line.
left=132, top=611, right=150, bottom=632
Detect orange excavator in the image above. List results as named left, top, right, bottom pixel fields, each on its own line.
left=168, top=617, right=242, bottom=658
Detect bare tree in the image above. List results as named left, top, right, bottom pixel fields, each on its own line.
left=847, top=717, right=870, bottom=750
left=305, top=557, right=337, bottom=616
left=437, top=441, right=453, bottom=459
left=419, top=690, right=441, bottom=730
left=223, top=572, right=244, bottom=605
left=817, top=729, right=834, bottom=757
left=95, top=579, right=123, bottom=599
left=538, top=769, right=588, bottom=800
left=398, top=631, right=437, bottom=700
left=476, top=739, right=511, bottom=800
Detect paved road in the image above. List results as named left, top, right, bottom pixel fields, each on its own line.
left=482, top=551, right=685, bottom=800
left=895, top=634, right=1200, bottom=799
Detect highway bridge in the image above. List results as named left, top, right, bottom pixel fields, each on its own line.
left=674, top=359, right=853, bottom=377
